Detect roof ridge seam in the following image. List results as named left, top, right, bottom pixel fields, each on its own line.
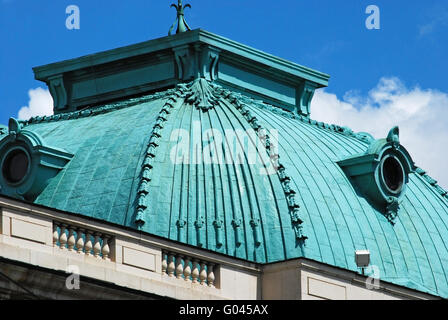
left=217, top=87, right=372, bottom=145
left=414, top=167, right=448, bottom=202
left=19, top=88, right=176, bottom=127
left=134, top=84, right=189, bottom=229
left=212, top=83, right=307, bottom=244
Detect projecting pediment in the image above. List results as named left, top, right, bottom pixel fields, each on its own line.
left=0, top=118, right=73, bottom=201
left=338, top=126, right=416, bottom=224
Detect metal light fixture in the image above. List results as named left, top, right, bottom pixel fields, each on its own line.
left=355, top=250, right=370, bottom=275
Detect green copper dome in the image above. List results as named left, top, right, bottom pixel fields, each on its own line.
left=1, top=30, right=448, bottom=299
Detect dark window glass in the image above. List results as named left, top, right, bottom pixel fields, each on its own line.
left=2, top=149, right=29, bottom=184
left=382, top=156, right=403, bottom=192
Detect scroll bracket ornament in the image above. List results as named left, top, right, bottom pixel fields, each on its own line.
left=173, top=44, right=221, bottom=82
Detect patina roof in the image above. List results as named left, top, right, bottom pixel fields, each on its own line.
left=1, top=25, right=448, bottom=299
left=8, top=78, right=448, bottom=298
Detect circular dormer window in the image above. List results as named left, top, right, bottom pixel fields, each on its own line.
left=380, top=155, right=404, bottom=194
left=1, top=147, right=30, bottom=185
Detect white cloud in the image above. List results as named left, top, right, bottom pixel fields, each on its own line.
left=18, top=87, right=53, bottom=121
left=311, top=77, right=448, bottom=189
left=418, top=7, right=448, bottom=37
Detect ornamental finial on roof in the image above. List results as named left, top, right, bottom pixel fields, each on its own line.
left=168, top=0, right=192, bottom=35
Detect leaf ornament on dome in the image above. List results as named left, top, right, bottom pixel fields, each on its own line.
left=185, top=79, right=220, bottom=111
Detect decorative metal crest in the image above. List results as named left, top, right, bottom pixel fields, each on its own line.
left=169, top=0, right=192, bottom=35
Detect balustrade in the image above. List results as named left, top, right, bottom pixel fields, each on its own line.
left=53, top=222, right=219, bottom=287
left=53, top=221, right=113, bottom=261
left=161, top=251, right=218, bottom=287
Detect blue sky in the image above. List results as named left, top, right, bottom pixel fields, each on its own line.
left=1, top=0, right=448, bottom=187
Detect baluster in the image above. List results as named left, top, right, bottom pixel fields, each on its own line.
left=101, top=235, right=110, bottom=260
left=84, top=230, right=93, bottom=256
left=207, top=263, right=215, bottom=287
left=67, top=227, right=76, bottom=251
left=162, top=251, right=168, bottom=275
left=76, top=228, right=85, bottom=254
left=53, top=222, right=59, bottom=247
left=191, top=259, right=199, bottom=284
left=199, top=262, right=207, bottom=285
left=59, top=224, right=67, bottom=250
left=183, top=257, right=191, bottom=281
left=93, top=233, right=102, bottom=258
left=176, top=255, right=184, bottom=279
left=167, top=253, right=175, bottom=277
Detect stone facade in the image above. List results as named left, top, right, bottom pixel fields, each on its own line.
left=0, top=195, right=437, bottom=300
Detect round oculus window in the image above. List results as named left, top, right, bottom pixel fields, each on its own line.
left=2, top=148, right=30, bottom=184
left=381, top=155, right=404, bottom=194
